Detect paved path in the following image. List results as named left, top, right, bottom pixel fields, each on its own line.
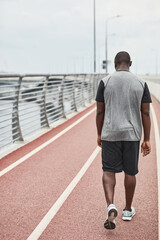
left=0, top=98, right=160, bottom=240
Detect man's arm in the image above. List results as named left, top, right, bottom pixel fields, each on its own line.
left=141, top=102, right=151, bottom=156
left=96, top=102, right=105, bottom=147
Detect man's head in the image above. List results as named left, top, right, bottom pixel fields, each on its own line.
left=114, top=51, right=132, bottom=70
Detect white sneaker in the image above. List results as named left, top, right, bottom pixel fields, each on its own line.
left=122, top=206, right=136, bottom=221
left=104, top=204, right=118, bottom=230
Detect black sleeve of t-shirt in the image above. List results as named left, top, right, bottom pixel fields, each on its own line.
left=95, top=80, right=105, bottom=102
left=141, top=82, right=152, bottom=103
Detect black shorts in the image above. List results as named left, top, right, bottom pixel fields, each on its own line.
left=102, top=141, right=140, bottom=175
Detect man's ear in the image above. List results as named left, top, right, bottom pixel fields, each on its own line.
left=129, top=61, right=132, bottom=67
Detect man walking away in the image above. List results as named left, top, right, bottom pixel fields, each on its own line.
left=96, top=51, right=152, bottom=230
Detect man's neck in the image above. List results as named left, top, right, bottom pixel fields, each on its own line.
left=116, top=69, right=129, bottom=71
left=116, top=64, right=130, bottom=71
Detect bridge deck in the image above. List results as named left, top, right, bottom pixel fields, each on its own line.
left=0, top=97, right=160, bottom=240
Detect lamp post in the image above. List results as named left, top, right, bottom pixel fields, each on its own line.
left=93, top=0, right=96, bottom=73
left=105, top=15, right=121, bottom=73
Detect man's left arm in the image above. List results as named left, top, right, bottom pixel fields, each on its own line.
left=140, top=82, right=152, bottom=156
left=96, top=102, right=105, bottom=147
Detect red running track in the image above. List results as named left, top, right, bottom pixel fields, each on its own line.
left=0, top=98, right=159, bottom=240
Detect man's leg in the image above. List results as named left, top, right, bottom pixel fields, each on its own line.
left=102, top=141, right=120, bottom=229
left=102, top=171, right=116, bottom=206
left=124, top=173, right=136, bottom=211
left=123, top=141, right=139, bottom=212
left=103, top=171, right=118, bottom=229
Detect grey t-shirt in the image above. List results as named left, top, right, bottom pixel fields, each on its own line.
left=96, top=71, right=152, bottom=141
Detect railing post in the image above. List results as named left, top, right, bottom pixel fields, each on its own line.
left=93, top=74, right=96, bottom=98
left=90, top=74, right=94, bottom=101
left=88, top=74, right=92, bottom=103
left=81, top=75, right=85, bottom=107
left=95, top=74, right=99, bottom=91
left=12, top=76, right=23, bottom=142
left=59, top=75, right=66, bottom=118
left=39, top=76, right=50, bottom=128
left=44, top=76, right=50, bottom=127
left=73, top=75, right=78, bottom=112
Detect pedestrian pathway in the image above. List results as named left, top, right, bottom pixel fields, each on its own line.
left=0, top=98, right=159, bottom=240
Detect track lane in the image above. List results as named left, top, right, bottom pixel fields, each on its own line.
left=0, top=107, right=96, bottom=177
left=0, top=104, right=96, bottom=170
left=0, top=107, right=98, bottom=239
left=27, top=147, right=101, bottom=240
left=38, top=102, right=158, bottom=240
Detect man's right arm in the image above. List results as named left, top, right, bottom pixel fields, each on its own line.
left=141, top=102, right=151, bottom=156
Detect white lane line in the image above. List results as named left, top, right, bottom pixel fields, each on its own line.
left=26, top=146, right=101, bottom=240
left=151, top=104, right=160, bottom=240
left=0, top=107, right=96, bottom=177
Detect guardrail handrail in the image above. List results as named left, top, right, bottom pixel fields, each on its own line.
left=0, top=73, right=105, bottom=150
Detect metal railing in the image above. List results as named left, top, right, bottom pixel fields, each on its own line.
left=0, top=73, right=105, bottom=150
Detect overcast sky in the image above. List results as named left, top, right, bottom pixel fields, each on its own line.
left=0, top=0, right=160, bottom=74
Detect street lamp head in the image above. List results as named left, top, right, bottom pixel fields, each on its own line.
left=107, top=15, right=122, bottom=22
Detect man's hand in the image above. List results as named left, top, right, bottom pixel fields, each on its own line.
left=141, top=141, right=151, bottom=157
left=97, top=135, right=102, bottom=148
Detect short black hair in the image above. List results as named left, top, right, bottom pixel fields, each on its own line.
left=114, top=51, right=131, bottom=65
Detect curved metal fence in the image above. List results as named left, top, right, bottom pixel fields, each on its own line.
left=0, top=73, right=104, bottom=150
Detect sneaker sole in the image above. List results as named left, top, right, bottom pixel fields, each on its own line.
left=122, top=212, right=136, bottom=221
left=104, top=208, right=118, bottom=230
